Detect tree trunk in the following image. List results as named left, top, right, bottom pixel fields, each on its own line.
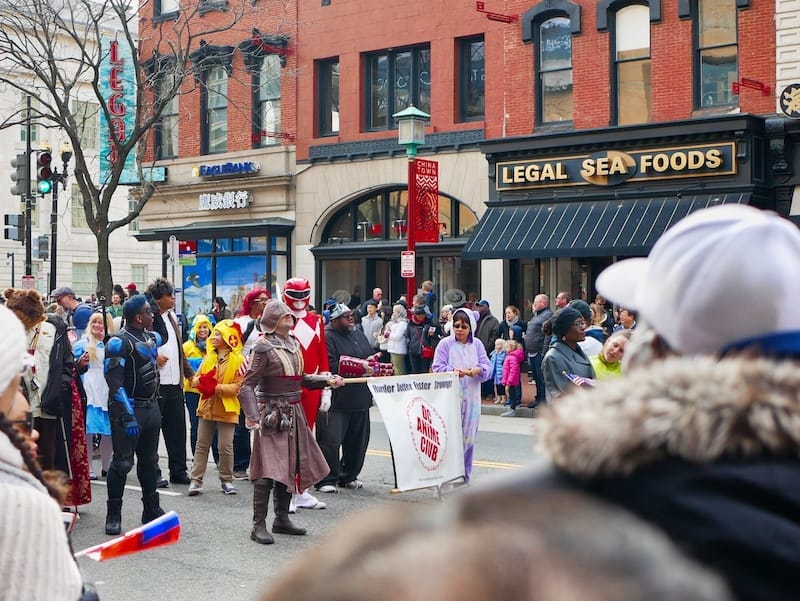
left=95, top=229, right=114, bottom=302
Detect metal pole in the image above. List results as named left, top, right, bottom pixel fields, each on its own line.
left=49, top=170, right=58, bottom=293
left=24, top=96, right=32, bottom=277
left=6, top=253, right=14, bottom=287
left=405, top=156, right=416, bottom=303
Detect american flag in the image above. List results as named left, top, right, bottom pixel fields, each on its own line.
left=562, top=371, right=596, bottom=388
left=236, top=355, right=251, bottom=378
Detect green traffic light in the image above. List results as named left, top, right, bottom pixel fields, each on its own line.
left=38, top=179, right=52, bottom=194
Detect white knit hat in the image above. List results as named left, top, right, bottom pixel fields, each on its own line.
left=0, top=304, right=27, bottom=396
left=597, top=205, right=800, bottom=355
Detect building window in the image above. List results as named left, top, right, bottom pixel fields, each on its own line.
left=256, top=54, right=281, bottom=146
left=71, top=183, right=88, bottom=229
left=458, top=37, right=484, bottom=122
left=613, top=4, right=651, bottom=125
left=154, top=0, right=179, bottom=21
left=318, top=58, right=339, bottom=136
left=537, top=17, right=573, bottom=124
left=696, top=0, right=737, bottom=107
left=19, top=94, right=38, bottom=144
left=128, top=198, right=138, bottom=232
left=73, top=100, right=99, bottom=150
left=130, top=265, right=147, bottom=289
left=366, top=45, right=431, bottom=131
left=157, top=74, right=179, bottom=159
left=203, top=65, right=228, bottom=154
left=72, top=263, right=97, bottom=299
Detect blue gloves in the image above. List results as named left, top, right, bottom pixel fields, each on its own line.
left=122, top=413, right=140, bottom=438
left=113, top=388, right=139, bottom=438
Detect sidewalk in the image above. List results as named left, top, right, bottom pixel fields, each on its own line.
left=480, top=379, right=539, bottom=418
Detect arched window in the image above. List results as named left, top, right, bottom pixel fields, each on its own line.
left=613, top=4, right=651, bottom=125
left=696, top=0, right=737, bottom=108
left=537, top=17, right=573, bottom=125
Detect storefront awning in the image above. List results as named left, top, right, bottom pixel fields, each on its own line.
left=134, top=217, right=295, bottom=242
left=461, top=192, right=750, bottom=259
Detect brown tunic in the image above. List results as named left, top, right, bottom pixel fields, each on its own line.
left=239, top=332, right=330, bottom=491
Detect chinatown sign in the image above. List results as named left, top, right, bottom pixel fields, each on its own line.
left=495, top=142, right=736, bottom=191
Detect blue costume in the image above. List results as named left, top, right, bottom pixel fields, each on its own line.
left=103, top=307, right=164, bottom=536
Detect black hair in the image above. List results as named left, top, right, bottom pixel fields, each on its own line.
left=145, top=277, right=174, bottom=300
left=123, top=294, right=148, bottom=321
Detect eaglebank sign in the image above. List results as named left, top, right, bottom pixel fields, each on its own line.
left=495, top=142, right=736, bottom=190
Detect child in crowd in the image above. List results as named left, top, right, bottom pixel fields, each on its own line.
left=501, top=339, right=525, bottom=417
left=489, top=338, right=506, bottom=404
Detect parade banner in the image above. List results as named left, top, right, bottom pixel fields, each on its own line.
left=368, top=372, right=464, bottom=491
left=413, top=159, right=440, bottom=243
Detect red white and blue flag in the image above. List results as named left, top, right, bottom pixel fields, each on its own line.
left=75, top=511, right=181, bottom=561
left=562, top=371, right=596, bottom=388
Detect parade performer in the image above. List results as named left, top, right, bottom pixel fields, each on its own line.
left=239, top=300, right=343, bottom=545
left=103, top=295, right=166, bottom=535
left=282, top=277, right=330, bottom=510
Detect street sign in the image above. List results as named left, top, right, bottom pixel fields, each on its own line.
left=21, top=275, right=35, bottom=290
left=401, top=250, right=415, bottom=278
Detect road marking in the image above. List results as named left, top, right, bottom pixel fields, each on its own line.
left=366, top=448, right=522, bottom=470
left=91, top=480, right=184, bottom=497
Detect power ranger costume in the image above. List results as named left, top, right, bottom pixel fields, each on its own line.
left=283, top=277, right=332, bottom=510
left=103, top=325, right=165, bottom=535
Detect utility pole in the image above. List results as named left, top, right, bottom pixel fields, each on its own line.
left=24, top=96, right=32, bottom=276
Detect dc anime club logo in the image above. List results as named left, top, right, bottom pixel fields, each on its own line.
left=407, top=398, right=447, bottom=471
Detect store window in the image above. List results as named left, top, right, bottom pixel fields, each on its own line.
left=537, top=17, right=573, bottom=125
left=458, top=36, right=484, bottom=122
left=613, top=4, right=651, bottom=125
left=318, top=58, right=339, bottom=136
left=366, top=45, right=431, bottom=131
left=696, top=0, right=737, bottom=108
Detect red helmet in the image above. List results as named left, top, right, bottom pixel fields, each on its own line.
left=282, top=277, right=311, bottom=311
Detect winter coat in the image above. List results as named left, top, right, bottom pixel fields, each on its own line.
left=515, top=355, right=800, bottom=601
left=541, top=340, right=594, bottom=402
left=386, top=318, right=408, bottom=355
left=501, top=347, right=525, bottom=388
left=489, top=349, right=506, bottom=385
left=325, top=324, right=375, bottom=412
left=524, top=307, right=553, bottom=357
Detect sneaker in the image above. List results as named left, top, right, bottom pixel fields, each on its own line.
left=221, top=483, right=238, bottom=495
left=526, top=401, right=539, bottom=409
left=294, top=490, right=327, bottom=510
left=339, top=479, right=364, bottom=489
left=89, top=472, right=97, bottom=481
left=316, top=484, right=339, bottom=494
left=500, top=410, right=516, bottom=417
left=187, top=482, right=203, bottom=496
left=289, top=499, right=297, bottom=514
left=232, top=470, right=249, bottom=480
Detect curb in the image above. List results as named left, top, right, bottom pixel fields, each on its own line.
left=480, top=403, right=536, bottom=418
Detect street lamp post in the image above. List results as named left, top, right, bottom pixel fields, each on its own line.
left=392, top=105, right=430, bottom=304
left=47, top=143, right=72, bottom=293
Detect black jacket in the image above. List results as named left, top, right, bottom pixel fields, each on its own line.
left=325, top=324, right=375, bottom=412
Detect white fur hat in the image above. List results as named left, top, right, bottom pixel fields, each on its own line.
left=0, top=304, right=27, bottom=396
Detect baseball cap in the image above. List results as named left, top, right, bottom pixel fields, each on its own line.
left=476, top=299, right=490, bottom=307
left=125, top=282, right=137, bottom=290
left=50, top=286, right=76, bottom=299
left=329, top=303, right=353, bottom=320
left=596, top=204, right=800, bottom=355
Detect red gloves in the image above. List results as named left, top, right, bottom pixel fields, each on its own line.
left=197, top=368, right=218, bottom=397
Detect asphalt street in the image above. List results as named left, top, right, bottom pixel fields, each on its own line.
left=70, top=408, right=537, bottom=601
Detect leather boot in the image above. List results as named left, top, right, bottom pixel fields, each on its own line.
left=105, top=498, right=123, bottom=535
left=250, top=479, right=274, bottom=544
left=272, top=483, right=306, bottom=535
left=141, top=492, right=166, bottom=524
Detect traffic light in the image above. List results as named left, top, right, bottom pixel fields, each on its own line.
left=36, top=150, right=52, bottom=194
left=10, top=153, right=28, bottom=196
left=4, top=214, right=23, bottom=242
left=35, top=234, right=49, bottom=260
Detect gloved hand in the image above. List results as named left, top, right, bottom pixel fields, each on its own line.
left=367, top=359, right=394, bottom=376
left=196, top=368, right=218, bottom=397
left=122, top=413, right=140, bottom=438
left=319, top=388, right=332, bottom=412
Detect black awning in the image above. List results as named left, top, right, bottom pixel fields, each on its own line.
left=134, top=217, right=294, bottom=242
left=461, top=192, right=750, bottom=260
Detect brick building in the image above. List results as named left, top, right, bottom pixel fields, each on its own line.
left=136, top=0, right=790, bottom=315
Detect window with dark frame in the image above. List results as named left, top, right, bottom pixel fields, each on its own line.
left=153, top=0, right=179, bottom=21
left=366, top=45, right=431, bottom=131
left=256, top=54, right=282, bottom=146
left=458, top=37, right=485, bottom=122
left=203, top=65, right=228, bottom=154
left=612, top=3, right=651, bottom=125
left=695, top=0, right=737, bottom=108
left=156, top=73, right=179, bottom=159
left=536, top=16, right=573, bottom=125
left=318, top=58, right=340, bottom=136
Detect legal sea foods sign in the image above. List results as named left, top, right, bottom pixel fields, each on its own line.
left=495, top=142, right=736, bottom=191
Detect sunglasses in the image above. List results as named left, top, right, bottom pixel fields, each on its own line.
left=453, top=322, right=470, bottom=329
left=9, top=410, right=33, bottom=434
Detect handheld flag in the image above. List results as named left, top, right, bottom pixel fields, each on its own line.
left=75, top=511, right=180, bottom=561
left=562, top=371, right=596, bottom=388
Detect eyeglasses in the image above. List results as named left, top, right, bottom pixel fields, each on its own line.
left=9, top=410, right=33, bottom=434
left=338, top=313, right=354, bottom=319
left=453, top=322, right=470, bottom=329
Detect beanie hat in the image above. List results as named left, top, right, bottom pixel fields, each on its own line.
left=213, top=319, right=243, bottom=351
left=329, top=303, right=352, bottom=320
left=0, top=304, right=27, bottom=397
left=597, top=204, right=800, bottom=355
left=260, top=299, right=295, bottom=334
left=568, top=300, right=592, bottom=321
left=552, top=307, right=582, bottom=339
